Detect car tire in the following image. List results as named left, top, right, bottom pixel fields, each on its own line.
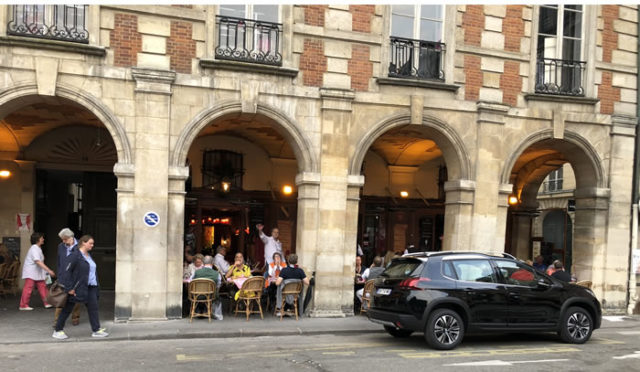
left=559, top=306, right=593, bottom=344
left=384, top=325, right=413, bottom=338
left=424, top=308, right=464, bottom=350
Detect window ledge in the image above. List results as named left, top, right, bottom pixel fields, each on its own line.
left=376, top=77, right=459, bottom=92
left=0, top=35, right=106, bottom=57
left=199, top=58, right=298, bottom=78
left=525, top=93, right=599, bottom=105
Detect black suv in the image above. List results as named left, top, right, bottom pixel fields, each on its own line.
left=367, top=252, right=601, bottom=350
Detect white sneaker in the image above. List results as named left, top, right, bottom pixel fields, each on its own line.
left=91, top=328, right=109, bottom=338
left=19, top=306, right=33, bottom=311
left=52, top=331, right=68, bottom=340
left=44, top=304, right=53, bottom=309
left=213, top=314, right=223, bottom=321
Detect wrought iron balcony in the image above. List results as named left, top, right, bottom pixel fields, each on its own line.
left=215, top=15, right=283, bottom=66
left=7, top=5, right=89, bottom=44
left=535, top=58, right=586, bottom=96
left=388, top=37, right=444, bottom=81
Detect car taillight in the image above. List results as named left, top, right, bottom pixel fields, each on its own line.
left=398, top=277, right=430, bottom=290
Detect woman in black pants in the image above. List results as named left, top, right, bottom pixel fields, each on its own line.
left=52, top=235, right=109, bottom=339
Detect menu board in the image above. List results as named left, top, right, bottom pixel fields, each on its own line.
left=2, top=236, right=20, bottom=257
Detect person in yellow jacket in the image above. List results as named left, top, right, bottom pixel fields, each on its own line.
left=226, top=253, right=253, bottom=300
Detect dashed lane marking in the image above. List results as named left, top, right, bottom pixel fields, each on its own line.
left=589, top=337, right=625, bottom=345
left=398, top=346, right=581, bottom=359
left=618, top=331, right=640, bottom=335
left=322, top=351, right=356, bottom=356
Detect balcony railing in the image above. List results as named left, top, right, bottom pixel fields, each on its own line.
left=535, top=58, right=586, bottom=96
left=388, top=37, right=444, bottom=81
left=215, top=15, right=282, bottom=66
left=7, top=5, right=89, bottom=44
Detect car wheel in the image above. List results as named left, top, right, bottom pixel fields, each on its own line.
left=425, top=309, right=464, bottom=350
left=384, top=325, right=414, bottom=338
left=560, top=306, right=593, bottom=344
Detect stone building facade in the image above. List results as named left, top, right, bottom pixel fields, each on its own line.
left=0, top=4, right=637, bottom=319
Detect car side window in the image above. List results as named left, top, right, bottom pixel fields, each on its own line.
left=494, top=260, right=537, bottom=287
left=450, top=259, right=497, bottom=283
left=442, top=261, right=457, bottom=279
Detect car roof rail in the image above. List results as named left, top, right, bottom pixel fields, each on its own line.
left=403, top=251, right=519, bottom=259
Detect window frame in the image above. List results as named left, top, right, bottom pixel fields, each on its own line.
left=218, top=4, right=280, bottom=23
left=493, top=259, right=541, bottom=288
left=445, top=259, right=498, bottom=284
left=537, top=4, right=584, bottom=62
left=390, top=5, right=444, bottom=42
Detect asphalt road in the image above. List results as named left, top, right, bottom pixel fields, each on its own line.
left=2, top=321, right=639, bottom=372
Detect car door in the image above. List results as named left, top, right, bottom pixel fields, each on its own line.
left=447, top=258, right=508, bottom=329
left=493, top=259, right=562, bottom=329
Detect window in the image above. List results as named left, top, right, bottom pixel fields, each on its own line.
left=494, top=260, right=538, bottom=287
left=389, top=5, right=444, bottom=80
left=536, top=5, right=584, bottom=95
left=216, top=5, right=282, bottom=66
left=544, top=168, right=563, bottom=193
left=202, top=150, right=243, bottom=191
left=7, top=5, right=89, bottom=43
left=449, top=259, right=497, bottom=283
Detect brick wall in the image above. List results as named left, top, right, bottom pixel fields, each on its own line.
left=110, top=13, right=142, bottom=68
left=500, top=60, right=522, bottom=106
left=601, top=5, right=619, bottom=63
left=348, top=44, right=372, bottom=91
left=303, top=5, right=328, bottom=27
left=464, top=54, right=482, bottom=100
left=503, top=5, right=524, bottom=53
left=598, top=71, right=621, bottom=114
left=300, top=39, right=327, bottom=87
left=462, top=5, right=484, bottom=46
left=167, top=21, right=196, bottom=74
left=350, top=5, right=375, bottom=33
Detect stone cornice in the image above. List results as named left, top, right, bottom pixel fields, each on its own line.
left=0, top=36, right=106, bottom=56
left=376, top=77, right=459, bottom=92
left=199, top=59, right=299, bottom=78
left=131, top=68, right=176, bottom=95
left=524, top=93, right=599, bottom=105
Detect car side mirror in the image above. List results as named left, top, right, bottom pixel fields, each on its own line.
left=537, top=278, right=551, bottom=288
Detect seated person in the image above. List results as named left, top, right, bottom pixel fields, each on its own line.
left=185, top=254, right=204, bottom=281
left=546, top=260, right=559, bottom=276
left=266, top=252, right=287, bottom=308
left=356, top=256, right=385, bottom=308
left=192, top=255, right=223, bottom=320
left=275, top=254, right=309, bottom=316
left=533, top=255, right=547, bottom=272
left=551, top=261, right=572, bottom=283
left=226, top=253, right=253, bottom=300
left=214, top=245, right=230, bottom=274
left=510, top=267, right=534, bottom=282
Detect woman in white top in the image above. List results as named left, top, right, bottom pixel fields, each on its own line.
left=19, top=232, right=56, bottom=310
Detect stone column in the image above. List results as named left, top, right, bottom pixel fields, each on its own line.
left=16, top=161, right=35, bottom=289
left=573, top=187, right=610, bottom=302
left=602, top=115, right=636, bottom=311
left=471, top=102, right=510, bottom=254
left=311, top=88, right=354, bottom=317
left=443, top=179, right=475, bottom=251
left=128, top=68, right=175, bottom=320
left=342, top=175, right=364, bottom=315
left=295, top=172, right=320, bottom=281
left=113, top=162, right=135, bottom=320
left=167, top=165, right=189, bottom=319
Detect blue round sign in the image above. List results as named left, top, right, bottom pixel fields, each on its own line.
left=143, top=212, right=160, bottom=227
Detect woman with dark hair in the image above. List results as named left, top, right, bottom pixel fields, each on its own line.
left=19, top=232, right=55, bottom=310
left=52, top=235, right=108, bottom=339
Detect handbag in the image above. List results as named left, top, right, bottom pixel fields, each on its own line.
left=46, top=281, right=68, bottom=308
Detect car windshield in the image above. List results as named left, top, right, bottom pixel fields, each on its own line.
left=382, top=258, right=423, bottom=278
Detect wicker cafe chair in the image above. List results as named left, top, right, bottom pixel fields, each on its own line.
left=576, top=280, right=593, bottom=289
left=188, top=278, right=217, bottom=323
left=234, top=276, right=265, bottom=321
left=360, top=279, right=375, bottom=314
left=213, top=265, right=233, bottom=313
left=0, top=263, right=7, bottom=296
left=3, top=262, right=20, bottom=295
left=277, top=280, right=303, bottom=321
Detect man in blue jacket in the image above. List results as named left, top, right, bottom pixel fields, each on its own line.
left=53, top=228, right=81, bottom=327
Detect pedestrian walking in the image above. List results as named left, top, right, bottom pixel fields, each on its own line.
left=52, top=235, right=108, bottom=339
left=19, top=232, right=56, bottom=311
left=53, top=228, right=82, bottom=327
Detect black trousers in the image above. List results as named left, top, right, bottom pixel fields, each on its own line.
left=55, top=286, right=100, bottom=332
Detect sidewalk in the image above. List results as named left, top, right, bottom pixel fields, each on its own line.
left=0, top=291, right=382, bottom=344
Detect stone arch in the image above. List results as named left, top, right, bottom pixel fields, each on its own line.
left=171, top=101, right=317, bottom=173
left=0, top=82, right=132, bottom=165
left=349, top=113, right=471, bottom=180
left=501, top=129, right=606, bottom=190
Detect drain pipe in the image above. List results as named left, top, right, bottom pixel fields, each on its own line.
left=628, top=18, right=640, bottom=315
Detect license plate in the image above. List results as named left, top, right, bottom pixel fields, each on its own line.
left=376, top=288, right=391, bottom=295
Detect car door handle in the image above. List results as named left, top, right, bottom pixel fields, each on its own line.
left=508, top=293, right=520, bottom=299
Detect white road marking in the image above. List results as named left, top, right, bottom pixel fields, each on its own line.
left=444, top=358, right=569, bottom=367
left=613, top=351, right=640, bottom=360
left=602, top=316, right=629, bottom=322
left=618, top=331, right=640, bottom=335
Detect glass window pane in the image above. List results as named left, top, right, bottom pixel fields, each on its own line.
left=451, top=259, right=497, bottom=283
left=565, top=5, right=582, bottom=11
left=392, top=14, right=414, bottom=38
left=254, top=5, right=278, bottom=22
left=219, top=5, right=245, bottom=18
left=563, top=9, right=582, bottom=38
left=421, top=5, right=442, bottom=20
left=538, top=6, right=558, bottom=35
left=537, top=34, right=557, bottom=59
left=420, top=19, right=442, bottom=41
left=392, top=5, right=414, bottom=17
left=562, top=38, right=581, bottom=60
left=495, top=260, right=537, bottom=287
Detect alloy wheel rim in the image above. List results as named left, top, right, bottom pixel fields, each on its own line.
left=567, top=312, right=591, bottom=340
left=433, top=314, right=460, bottom=345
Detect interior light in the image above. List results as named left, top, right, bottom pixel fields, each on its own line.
left=508, top=194, right=519, bottom=206
left=282, top=185, right=293, bottom=195
left=221, top=181, right=231, bottom=192
left=0, top=170, right=11, bottom=178
left=400, top=191, right=409, bottom=198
